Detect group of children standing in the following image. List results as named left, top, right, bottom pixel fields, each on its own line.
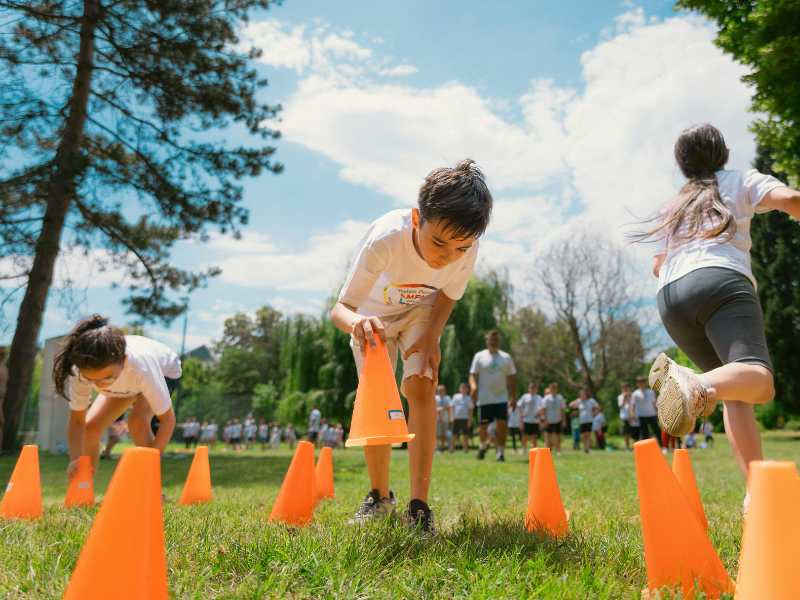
left=52, top=125, right=799, bottom=532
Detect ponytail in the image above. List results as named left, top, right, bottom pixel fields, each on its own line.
left=53, top=315, right=127, bottom=399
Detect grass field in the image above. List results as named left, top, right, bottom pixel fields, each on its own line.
left=1, top=434, right=799, bottom=599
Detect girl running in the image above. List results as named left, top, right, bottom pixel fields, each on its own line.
left=55, top=315, right=181, bottom=479
left=637, top=124, right=799, bottom=500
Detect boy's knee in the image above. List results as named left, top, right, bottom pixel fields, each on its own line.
left=85, top=420, right=104, bottom=441
left=750, top=364, right=775, bottom=404
left=401, top=374, right=434, bottom=399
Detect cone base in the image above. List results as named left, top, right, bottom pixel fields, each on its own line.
left=346, top=433, right=415, bottom=447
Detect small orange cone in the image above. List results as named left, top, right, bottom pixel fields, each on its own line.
left=345, top=338, right=415, bottom=447
left=62, top=447, right=167, bottom=600
left=179, top=446, right=212, bottom=505
left=735, top=461, right=800, bottom=599
left=526, top=447, right=540, bottom=504
left=525, top=448, right=568, bottom=538
left=315, top=446, right=334, bottom=501
left=672, top=449, right=708, bottom=531
left=0, top=444, right=42, bottom=519
left=634, top=439, right=733, bottom=599
left=269, top=441, right=315, bottom=526
left=64, top=456, right=94, bottom=508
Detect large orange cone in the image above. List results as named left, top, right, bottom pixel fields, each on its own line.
left=62, top=447, right=167, bottom=600
left=345, top=338, right=415, bottom=447
left=315, top=446, right=334, bottom=501
left=179, top=445, right=212, bottom=505
left=735, top=461, right=800, bottom=599
left=672, top=449, right=708, bottom=531
left=0, top=444, right=42, bottom=519
left=269, top=441, right=315, bottom=526
left=634, top=439, right=733, bottom=599
left=525, top=448, right=568, bottom=538
left=64, top=456, right=95, bottom=508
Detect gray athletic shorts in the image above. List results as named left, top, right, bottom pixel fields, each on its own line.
left=657, top=267, right=772, bottom=372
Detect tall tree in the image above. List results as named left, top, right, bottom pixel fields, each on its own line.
left=750, top=146, right=800, bottom=415
left=0, top=1, right=281, bottom=449
left=677, top=0, right=800, bottom=180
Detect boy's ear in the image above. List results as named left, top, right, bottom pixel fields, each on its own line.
left=411, top=208, right=420, bottom=227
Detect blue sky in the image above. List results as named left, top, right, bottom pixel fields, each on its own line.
left=2, top=1, right=760, bottom=352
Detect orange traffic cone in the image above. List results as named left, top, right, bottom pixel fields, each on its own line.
left=0, top=444, right=42, bottom=519
left=179, top=445, right=212, bottom=505
left=525, top=448, right=568, bottom=538
left=315, top=446, right=334, bottom=501
left=634, top=439, right=733, bottom=599
left=672, top=449, right=708, bottom=531
left=269, top=441, right=316, bottom=526
left=62, top=447, right=167, bottom=600
left=526, top=447, right=540, bottom=504
left=345, top=338, right=415, bottom=447
left=64, top=456, right=94, bottom=508
left=735, top=461, right=800, bottom=599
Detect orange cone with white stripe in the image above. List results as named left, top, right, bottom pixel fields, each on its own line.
left=64, top=456, right=95, bottom=508
left=0, top=444, right=42, bottom=519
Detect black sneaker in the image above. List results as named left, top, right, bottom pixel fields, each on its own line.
left=496, top=453, right=505, bottom=462
left=477, top=447, right=487, bottom=460
left=402, top=499, right=436, bottom=535
left=348, top=489, right=396, bottom=525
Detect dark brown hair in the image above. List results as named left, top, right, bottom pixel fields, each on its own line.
left=632, top=124, right=734, bottom=245
left=53, top=315, right=126, bottom=399
left=418, top=159, right=493, bottom=239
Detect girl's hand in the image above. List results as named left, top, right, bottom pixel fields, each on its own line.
left=66, top=459, right=81, bottom=481
left=351, top=316, right=386, bottom=353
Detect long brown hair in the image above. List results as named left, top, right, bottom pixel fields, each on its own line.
left=53, top=315, right=126, bottom=399
left=632, top=124, right=735, bottom=245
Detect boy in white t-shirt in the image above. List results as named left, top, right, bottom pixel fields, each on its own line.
left=542, top=383, right=567, bottom=455
left=568, top=387, right=600, bottom=453
left=54, top=315, right=181, bottom=479
left=435, top=384, right=454, bottom=453
left=519, top=382, right=543, bottom=452
left=450, top=383, right=474, bottom=452
left=331, top=160, right=493, bottom=534
left=642, top=124, right=799, bottom=507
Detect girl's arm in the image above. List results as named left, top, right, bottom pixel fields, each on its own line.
left=759, top=186, right=800, bottom=219
left=66, top=409, right=87, bottom=478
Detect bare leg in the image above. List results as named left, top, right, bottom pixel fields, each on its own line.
left=582, top=431, right=591, bottom=452
left=85, top=395, right=136, bottom=473
left=723, top=400, right=763, bottom=480
left=702, top=363, right=774, bottom=405
left=127, top=395, right=155, bottom=448
left=364, top=445, right=392, bottom=498
left=495, top=420, right=508, bottom=454
left=479, top=423, right=489, bottom=448
left=405, top=375, right=436, bottom=502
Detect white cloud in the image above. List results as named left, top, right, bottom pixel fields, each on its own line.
left=238, top=21, right=311, bottom=73
left=381, top=64, right=418, bottom=77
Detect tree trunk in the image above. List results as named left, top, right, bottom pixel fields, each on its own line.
left=1, top=0, right=99, bottom=451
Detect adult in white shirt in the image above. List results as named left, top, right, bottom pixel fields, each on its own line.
left=435, top=384, right=454, bottom=453
left=450, top=383, right=474, bottom=453
left=469, top=330, right=517, bottom=462
left=569, top=387, right=600, bottom=453
left=518, top=382, right=544, bottom=451
left=55, top=315, right=180, bottom=479
left=542, top=382, right=567, bottom=454
left=632, top=376, right=661, bottom=446
left=617, top=383, right=635, bottom=450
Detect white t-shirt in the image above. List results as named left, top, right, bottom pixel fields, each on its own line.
left=618, top=393, right=632, bottom=420
left=592, top=413, right=606, bottom=432
left=632, top=388, right=657, bottom=418
left=245, top=424, right=257, bottom=439
left=658, top=169, right=785, bottom=290
left=308, top=409, right=321, bottom=432
left=230, top=423, right=243, bottom=438
left=507, top=404, right=521, bottom=428
left=575, top=398, right=599, bottom=424
left=519, top=393, right=543, bottom=424
left=338, top=209, right=478, bottom=318
left=204, top=423, right=218, bottom=438
left=258, top=424, right=269, bottom=438
left=184, top=421, right=200, bottom=437
left=436, top=394, right=452, bottom=424
left=543, top=394, right=566, bottom=424
left=67, top=335, right=181, bottom=416
left=702, top=422, right=714, bottom=436
left=469, top=349, right=517, bottom=406
left=451, top=393, right=473, bottom=420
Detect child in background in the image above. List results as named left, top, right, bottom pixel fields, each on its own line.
left=330, top=159, right=492, bottom=533
left=543, top=383, right=567, bottom=455
left=285, top=423, right=297, bottom=449
left=270, top=422, right=282, bottom=449
left=435, top=384, right=453, bottom=453
left=507, top=400, right=521, bottom=454
left=229, top=418, right=242, bottom=451
left=569, top=387, right=600, bottom=454
left=519, top=382, right=543, bottom=452
left=592, top=410, right=607, bottom=450
left=450, top=382, right=474, bottom=453
left=54, top=315, right=180, bottom=479
left=702, top=420, right=715, bottom=448
left=643, top=124, right=798, bottom=510
left=244, top=417, right=257, bottom=450
left=685, top=430, right=697, bottom=449
left=258, top=418, right=269, bottom=450
left=618, top=383, right=634, bottom=450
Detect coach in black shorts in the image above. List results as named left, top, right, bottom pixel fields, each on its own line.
left=469, top=330, right=517, bottom=462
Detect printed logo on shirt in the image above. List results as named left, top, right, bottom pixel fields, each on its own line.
left=383, top=283, right=437, bottom=306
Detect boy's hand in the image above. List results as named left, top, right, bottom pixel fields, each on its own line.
left=403, top=332, right=441, bottom=381
left=351, top=315, right=386, bottom=353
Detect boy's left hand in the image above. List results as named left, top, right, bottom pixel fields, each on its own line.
left=403, top=333, right=441, bottom=382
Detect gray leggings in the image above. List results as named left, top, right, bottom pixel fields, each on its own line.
left=657, top=267, right=772, bottom=372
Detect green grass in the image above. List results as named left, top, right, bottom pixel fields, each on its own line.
left=1, top=434, right=798, bottom=599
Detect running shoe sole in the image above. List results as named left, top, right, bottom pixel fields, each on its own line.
left=649, top=353, right=697, bottom=437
